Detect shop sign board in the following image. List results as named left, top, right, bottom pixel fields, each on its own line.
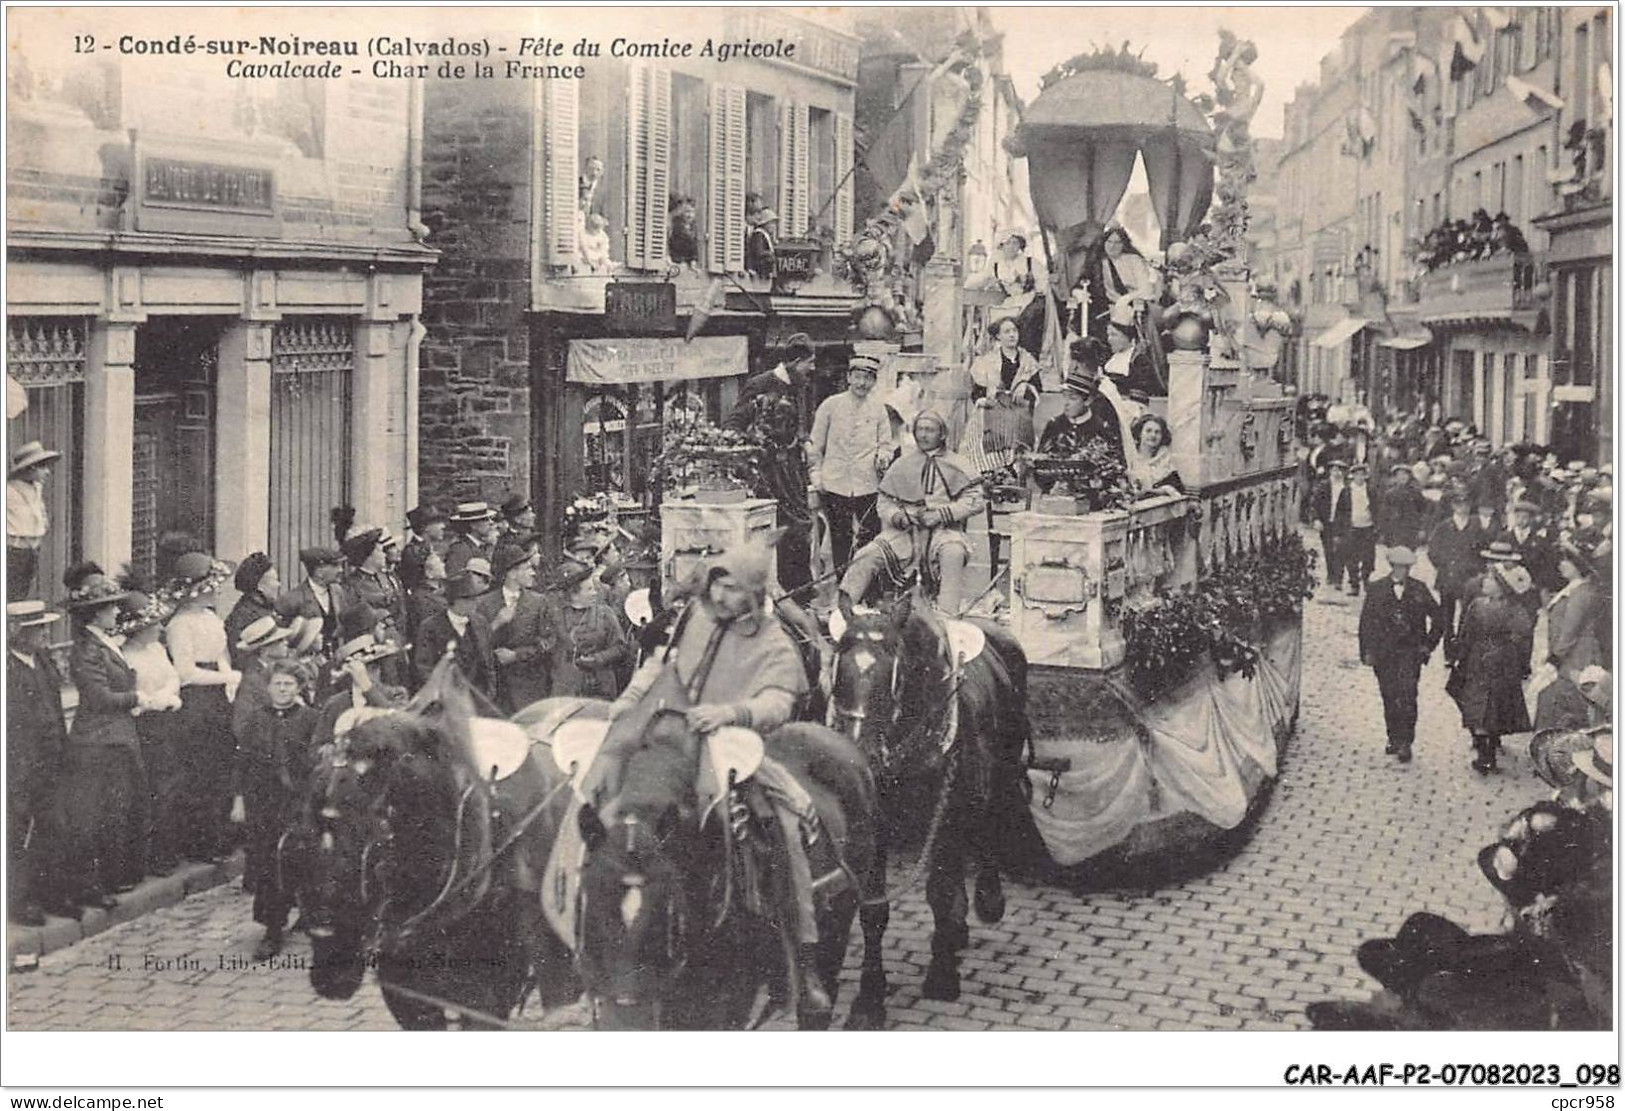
left=566, top=335, right=749, bottom=385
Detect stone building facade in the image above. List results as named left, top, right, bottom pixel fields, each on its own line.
left=417, top=10, right=866, bottom=559
left=6, top=10, right=434, bottom=603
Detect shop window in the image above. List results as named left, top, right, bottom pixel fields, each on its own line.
left=580, top=380, right=728, bottom=507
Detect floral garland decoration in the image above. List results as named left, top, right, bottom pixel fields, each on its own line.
left=1119, top=531, right=1316, bottom=697
left=835, top=29, right=988, bottom=329
left=1030, top=438, right=1136, bottom=512
left=653, top=420, right=763, bottom=492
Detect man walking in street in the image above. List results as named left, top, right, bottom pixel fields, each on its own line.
left=1427, top=491, right=1485, bottom=661
left=1358, top=546, right=1443, bottom=764
left=1313, top=459, right=1351, bottom=594
left=807, top=353, right=891, bottom=571
left=1342, top=462, right=1380, bottom=593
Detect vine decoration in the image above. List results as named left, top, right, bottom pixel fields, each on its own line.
left=1119, top=531, right=1316, bottom=698
left=652, top=420, right=764, bottom=493
left=1030, top=438, right=1136, bottom=513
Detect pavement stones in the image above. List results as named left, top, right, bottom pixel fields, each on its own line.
left=6, top=543, right=1542, bottom=1030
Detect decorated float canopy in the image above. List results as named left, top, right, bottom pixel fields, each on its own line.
left=1014, top=67, right=1215, bottom=287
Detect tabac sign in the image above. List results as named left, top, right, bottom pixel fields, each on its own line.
left=566, top=336, right=748, bottom=385
left=131, top=134, right=282, bottom=237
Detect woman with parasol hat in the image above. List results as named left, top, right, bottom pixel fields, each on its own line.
left=54, top=563, right=143, bottom=908
left=163, top=551, right=242, bottom=862
left=117, top=587, right=183, bottom=875
left=1448, top=545, right=1537, bottom=773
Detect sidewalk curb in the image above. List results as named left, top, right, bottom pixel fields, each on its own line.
left=7, top=853, right=244, bottom=966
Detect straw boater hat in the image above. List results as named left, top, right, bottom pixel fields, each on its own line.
left=333, top=604, right=399, bottom=666
left=1479, top=540, right=1523, bottom=563
left=450, top=501, right=497, bottom=526
left=6, top=600, right=61, bottom=630
left=9, top=441, right=61, bottom=477
left=166, top=551, right=234, bottom=602
left=235, top=615, right=295, bottom=655
left=115, top=590, right=175, bottom=638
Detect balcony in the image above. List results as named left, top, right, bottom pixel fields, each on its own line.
left=1413, top=252, right=1547, bottom=330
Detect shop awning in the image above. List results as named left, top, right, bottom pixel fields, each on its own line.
left=1312, top=317, right=1370, bottom=349
left=1378, top=325, right=1434, bottom=350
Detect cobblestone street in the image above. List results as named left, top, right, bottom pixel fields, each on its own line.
left=5, top=552, right=1547, bottom=1032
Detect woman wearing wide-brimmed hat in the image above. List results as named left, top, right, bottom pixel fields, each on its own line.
left=54, top=564, right=142, bottom=908
left=547, top=550, right=627, bottom=699
left=117, top=589, right=183, bottom=874
left=163, top=551, right=242, bottom=861
left=1546, top=538, right=1609, bottom=680
left=1448, top=549, right=1536, bottom=773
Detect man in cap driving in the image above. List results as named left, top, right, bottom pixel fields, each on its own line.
left=839, top=408, right=986, bottom=615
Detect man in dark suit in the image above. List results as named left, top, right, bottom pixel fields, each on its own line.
left=276, top=547, right=354, bottom=657
left=412, top=570, right=499, bottom=701
left=476, top=542, right=555, bottom=713
left=1504, top=499, right=1563, bottom=599
left=6, top=601, right=69, bottom=925
left=1312, top=460, right=1352, bottom=592
left=399, top=505, right=447, bottom=592
left=1378, top=463, right=1430, bottom=548
left=1358, top=545, right=1443, bottom=763
left=1426, top=491, right=1486, bottom=661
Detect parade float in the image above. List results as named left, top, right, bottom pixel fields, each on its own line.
left=1004, top=36, right=1312, bottom=884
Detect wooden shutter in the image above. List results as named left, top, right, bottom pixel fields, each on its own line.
left=625, top=66, right=648, bottom=269
left=707, top=85, right=746, bottom=273
left=778, top=101, right=810, bottom=237
left=539, top=78, right=579, bottom=267
left=643, top=66, right=671, bottom=268
left=624, top=65, right=671, bottom=271
left=834, top=112, right=854, bottom=245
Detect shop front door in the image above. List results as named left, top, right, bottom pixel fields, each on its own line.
left=133, top=318, right=221, bottom=581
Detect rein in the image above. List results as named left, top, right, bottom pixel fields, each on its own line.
left=383, top=772, right=576, bottom=948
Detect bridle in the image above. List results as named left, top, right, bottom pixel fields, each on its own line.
left=575, top=811, right=694, bottom=1015
left=312, top=738, right=493, bottom=951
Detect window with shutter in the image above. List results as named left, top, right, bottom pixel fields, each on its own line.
left=778, top=101, right=810, bottom=237
left=834, top=113, right=854, bottom=246
left=708, top=85, right=746, bottom=273
left=538, top=78, right=580, bottom=268
left=624, top=66, right=672, bottom=271
left=643, top=66, right=671, bottom=269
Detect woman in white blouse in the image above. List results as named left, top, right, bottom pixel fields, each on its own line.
left=164, top=552, right=241, bottom=863
left=118, top=590, right=184, bottom=874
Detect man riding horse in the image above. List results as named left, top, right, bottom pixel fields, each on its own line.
left=839, top=409, right=986, bottom=615
left=605, top=536, right=847, bottom=1023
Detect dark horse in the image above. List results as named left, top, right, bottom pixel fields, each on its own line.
left=293, top=662, right=578, bottom=1028
left=828, top=591, right=1032, bottom=1029
left=570, top=666, right=881, bottom=1029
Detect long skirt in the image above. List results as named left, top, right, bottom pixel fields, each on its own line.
left=46, top=744, right=144, bottom=894
left=176, top=685, right=236, bottom=858
left=135, top=710, right=186, bottom=867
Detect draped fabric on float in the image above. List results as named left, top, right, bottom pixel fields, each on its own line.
left=1139, top=133, right=1214, bottom=250
left=1026, top=624, right=1302, bottom=868
left=1026, top=136, right=1140, bottom=293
